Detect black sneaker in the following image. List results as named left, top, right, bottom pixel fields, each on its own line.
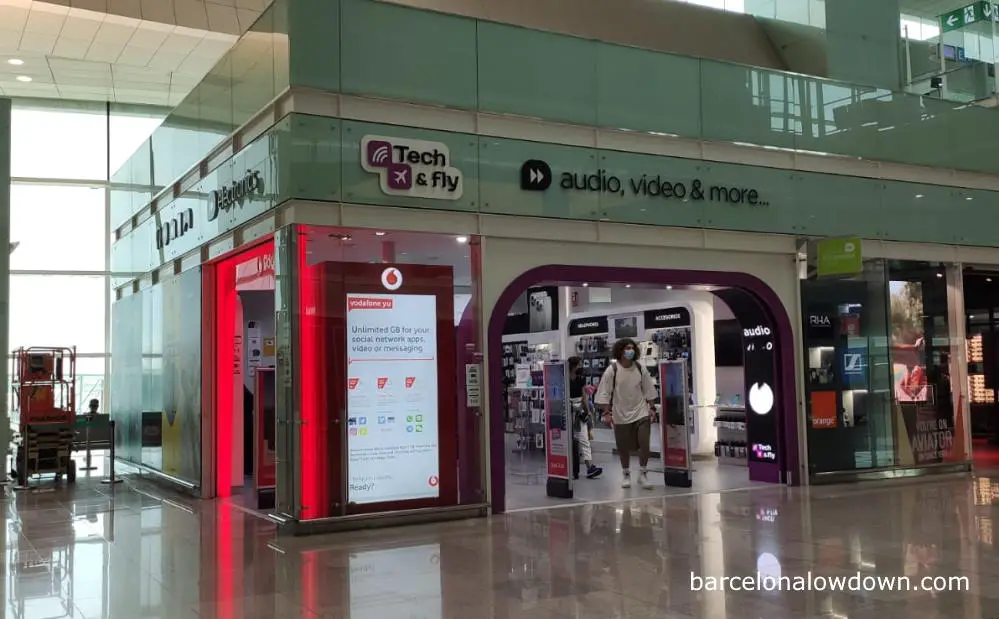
left=586, top=465, right=603, bottom=479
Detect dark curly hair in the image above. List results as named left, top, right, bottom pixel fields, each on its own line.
left=611, top=338, right=639, bottom=361
left=568, top=356, right=582, bottom=373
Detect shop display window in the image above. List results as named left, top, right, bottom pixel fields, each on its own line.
left=288, top=225, right=482, bottom=520
left=802, top=259, right=969, bottom=477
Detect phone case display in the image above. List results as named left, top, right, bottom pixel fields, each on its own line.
left=713, top=406, right=748, bottom=465
left=643, top=327, right=693, bottom=424
left=504, top=342, right=553, bottom=447
left=510, top=370, right=546, bottom=452
left=571, top=334, right=611, bottom=428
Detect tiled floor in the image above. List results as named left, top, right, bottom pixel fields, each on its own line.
left=6, top=457, right=999, bottom=618
left=505, top=437, right=761, bottom=511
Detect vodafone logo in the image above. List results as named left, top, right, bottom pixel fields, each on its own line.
left=428, top=475, right=439, bottom=487
left=381, top=267, right=403, bottom=291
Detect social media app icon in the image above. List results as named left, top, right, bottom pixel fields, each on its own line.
left=378, top=416, right=386, bottom=425
left=359, top=417, right=367, bottom=425
left=407, top=415, right=414, bottom=423
left=416, top=424, right=424, bottom=433
left=416, top=415, right=423, bottom=423
left=359, top=428, right=368, bottom=436
left=406, top=425, right=414, bottom=433
left=349, top=428, right=358, bottom=436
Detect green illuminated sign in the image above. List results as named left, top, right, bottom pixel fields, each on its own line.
left=941, top=2, right=999, bottom=33
left=817, top=237, right=862, bottom=277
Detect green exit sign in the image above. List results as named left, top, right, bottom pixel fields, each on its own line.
left=941, top=1, right=999, bottom=32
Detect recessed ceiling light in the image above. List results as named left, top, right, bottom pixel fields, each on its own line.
left=625, top=284, right=631, bottom=288
left=15, top=76, right=31, bottom=82
left=988, top=278, right=994, bottom=283
left=7, top=59, right=23, bottom=66
left=374, top=231, right=386, bottom=236
left=455, top=235, right=468, bottom=244
left=936, top=273, right=944, bottom=278
left=966, top=196, right=974, bottom=201
left=915, top=194, right=924, bottom=199
left=666, top=285, right=673, bottom=290
left=582, top=283, right=589, bottom=287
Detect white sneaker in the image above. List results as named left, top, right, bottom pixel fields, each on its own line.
left=621, top=471, right=632, bottom=489
left=639, top=471, right=653, bottom=489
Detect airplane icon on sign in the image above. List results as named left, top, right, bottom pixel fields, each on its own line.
left=394, top=169, right=408, bottom=184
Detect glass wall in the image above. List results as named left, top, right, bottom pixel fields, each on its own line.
left=9, top=98, right=165, bottom=414
left=802, top=258, right=969, bottom=477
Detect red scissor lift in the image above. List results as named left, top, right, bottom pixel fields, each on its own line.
left=11, top=347, right=77, bottom=486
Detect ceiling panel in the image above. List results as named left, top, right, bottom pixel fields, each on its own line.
left=0, top=0, right=263, bottom=105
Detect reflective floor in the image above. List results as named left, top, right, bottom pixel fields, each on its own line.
left=7, top=464, right=999, bottom=618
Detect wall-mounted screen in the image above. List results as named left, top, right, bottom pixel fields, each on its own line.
left=346, top=293, right=440, bottom=504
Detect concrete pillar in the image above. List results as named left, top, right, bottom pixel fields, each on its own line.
left=825, top=0, right=902, bottom=89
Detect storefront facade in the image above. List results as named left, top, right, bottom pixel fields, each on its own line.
left=109, top=0, right=999, bottom=530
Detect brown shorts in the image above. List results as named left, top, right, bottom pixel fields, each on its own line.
left=613, top=417, right=652, bottom=454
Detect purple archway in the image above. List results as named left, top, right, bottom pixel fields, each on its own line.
left=486, top=266, right=801, bottom=513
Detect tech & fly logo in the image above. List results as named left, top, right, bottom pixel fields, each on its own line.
left=361, top=135, right=463, bottom=200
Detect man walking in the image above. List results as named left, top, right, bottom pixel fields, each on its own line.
left=595, top=338, right=657, bottom=489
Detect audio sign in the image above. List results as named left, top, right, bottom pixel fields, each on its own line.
left=520, top=160, right=769, bottom=207
left=155, top=208, right=195, bottom=250
left=208, top=170, right=263, bottom=222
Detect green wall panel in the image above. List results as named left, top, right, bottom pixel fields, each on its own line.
left=596, top=45, right=701, bottom=136
left=479, top=138, right=600, bottom=220
left=289, top=115, right=341, bottom=202
left=340, top=0, right=477, bottom=108
left=289, top=0, right=340, bottom=92
left=339, top=119, right=479, bottom=212
left=477, top=22, right=599, bottom=126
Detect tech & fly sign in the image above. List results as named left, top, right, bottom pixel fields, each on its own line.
left=362, top=135, right=463, bottom=200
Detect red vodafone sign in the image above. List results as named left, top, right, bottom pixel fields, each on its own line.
left=381, top=267, right=403, bottom=290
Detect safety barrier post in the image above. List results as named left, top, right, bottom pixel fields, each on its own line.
left=101, top=420, right=121, bottom=485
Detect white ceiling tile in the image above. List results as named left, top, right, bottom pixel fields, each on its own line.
left=18, top=32, right=58, bottom=53
left=138, top=0, right=173, bottom=25
left=51, top=36, right=92, bottom=57
left=115, top=43, right=155, bottom=66
left=48, top=56, right=110, bottom=72
left=55, top=73, right=112, bottom=85
left=108, top=0, right=141, bottom=20
left=0, top=29, right=22, bottom=48
left=207, top=0, right=236, bottom=6
left=85, top=40, right=126, bottom=61
left=33, top=2, right=71, bottom=14
left=128, top=22, right=171, bottom=48
left=145, top=50, right=188, bottom=70
left=60, top=12, right=102, bottom=39
left=205, top=3, right=239, bottom=35
left=24, top=8, right=67, bottom=35
left=235, top=7, right=257, bottom=31
left=70, top=0, right=108, bottom=13
left=0, top=6, right=29, bottom=30
left=174, top=0, right=209, bottom=30
left=93, top=19, right=133, bottom=44
left=157, top=30, right=200, bottom=54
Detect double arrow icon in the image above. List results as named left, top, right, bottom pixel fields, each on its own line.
left=520, top=159, right=553, bottom=191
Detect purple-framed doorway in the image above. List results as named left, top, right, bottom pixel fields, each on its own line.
left=486, top=265, right=802, bottom=514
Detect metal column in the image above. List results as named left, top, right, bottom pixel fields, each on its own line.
left=0, top=99, right=12, bottom=487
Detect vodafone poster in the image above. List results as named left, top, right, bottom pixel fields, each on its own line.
left=346, top=292, right=440, bottom=504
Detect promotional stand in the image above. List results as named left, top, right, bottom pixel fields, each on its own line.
left=543, top=362, right=573, bottom=499
left=660, top=359, right=692, bottom=487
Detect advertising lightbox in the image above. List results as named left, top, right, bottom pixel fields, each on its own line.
left=346, top=292, right=440, bottom=504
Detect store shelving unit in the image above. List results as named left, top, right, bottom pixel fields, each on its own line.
left=713, top=406, right=748, bottom=465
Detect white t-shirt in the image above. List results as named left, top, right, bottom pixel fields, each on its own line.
left=594, top=362, right=657, bottom=425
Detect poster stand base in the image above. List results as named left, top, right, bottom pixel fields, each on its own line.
left=664, top=469, right=692, bottom=488
left=546, top=477, right=573, bottom=499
